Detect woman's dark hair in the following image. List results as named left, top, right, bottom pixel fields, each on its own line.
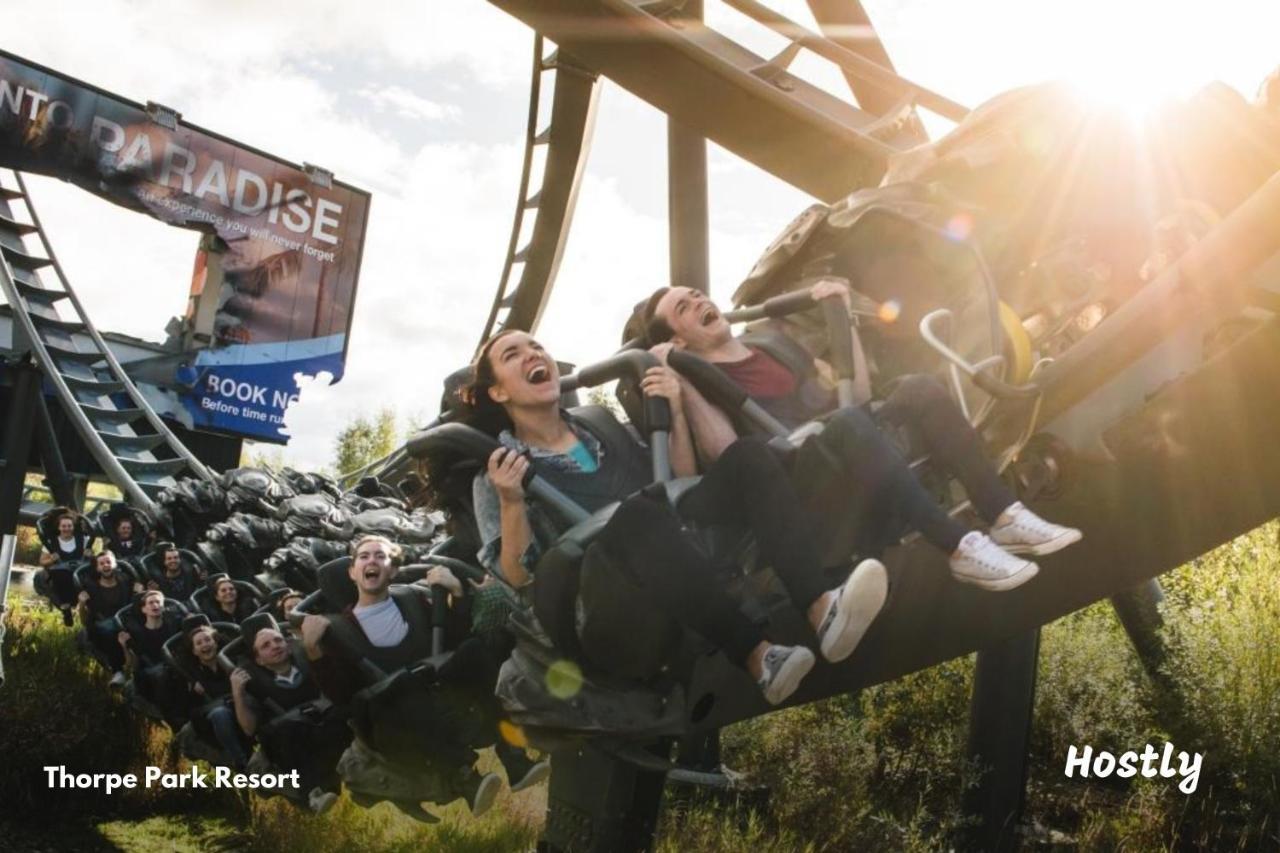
left=416, top=329, right=521, bottom=514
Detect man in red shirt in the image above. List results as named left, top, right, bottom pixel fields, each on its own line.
left=638, top=282, right=1081, bottom=592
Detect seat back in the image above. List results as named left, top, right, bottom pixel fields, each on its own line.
left=190, top=580, right=262, bottom=623
left=35, top=506, right=95, bottom=559
left=163, top=619, right=237, bottom=683
left=140, top=548, right=204, bottom=583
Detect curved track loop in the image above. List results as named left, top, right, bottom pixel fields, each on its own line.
left=480, top=35, right=601, bottom=343
left=487, top=0, right=963, bottom=202
left=0, top=170, right=213, bottom=515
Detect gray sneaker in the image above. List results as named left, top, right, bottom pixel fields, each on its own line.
left=308, top=787, right=339, bottom=814
left=950, top=531, right=1039, bottom=592
left=470, top=772, right=502, bottom=816
left=510, top=759, right=551, bottom=793
left=989, top=502, right=1083, bottom=556
left=815, top=558, right=889, bottom=663
left=757, top=644, right=815, bottom=706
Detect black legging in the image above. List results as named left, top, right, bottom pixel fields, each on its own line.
left=597, top=438, right=827, bottom=667
left=87, top=617, right=126, bottom=672
left=879, top=375, right=1016, bottom=525
left=46, top=564, right=78, bottom=607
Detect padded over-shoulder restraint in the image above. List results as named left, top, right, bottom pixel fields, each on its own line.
left=528, top=406, right=651, bottom=514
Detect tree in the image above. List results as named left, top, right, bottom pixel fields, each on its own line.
left=239, top=441, right=286, bottom=470
left=333, top=407, right=399, bottom=476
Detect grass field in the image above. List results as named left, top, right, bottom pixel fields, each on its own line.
left=3, top=523, right=1277, bottom=851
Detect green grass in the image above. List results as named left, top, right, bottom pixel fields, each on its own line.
left=657, top=522, right=1280, bottom=852
left=5, top=522, right=1279, bottom=851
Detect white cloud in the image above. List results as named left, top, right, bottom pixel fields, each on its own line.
left=358, top=85, right=461, bottom=123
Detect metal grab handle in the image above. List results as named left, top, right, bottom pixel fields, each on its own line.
left=406, top=422, right=591, bottom=526
left=919, top=309, right=1040, bottom=400
left=560, top=350, right=673, bottom=483
left=430, top=584, right=449, bottom=656
left=667, top=350, right=790, bottom=438
left=725, top=289, right=861, bottom=408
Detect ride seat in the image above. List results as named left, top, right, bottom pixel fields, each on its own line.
left=188, top=580, right=264, bottom=624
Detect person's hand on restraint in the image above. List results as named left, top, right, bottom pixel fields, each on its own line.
left=488, top=448, right=528, bottom=504
left=809, top=275, right=853, bottom=312
left=420, top=566, right=463, bottom=597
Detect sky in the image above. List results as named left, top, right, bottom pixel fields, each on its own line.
left=3, top=0, right=1277, bottom=471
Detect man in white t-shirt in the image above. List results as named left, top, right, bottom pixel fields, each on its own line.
left=300, top=535, right=547, bottom=816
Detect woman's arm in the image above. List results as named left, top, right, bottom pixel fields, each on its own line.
left=488, top=449, right=536, bottom=588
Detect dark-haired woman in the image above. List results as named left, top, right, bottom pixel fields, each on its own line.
left=447, top=329, right=888, bottom=706
left=186, top=624, right=250, bottom=768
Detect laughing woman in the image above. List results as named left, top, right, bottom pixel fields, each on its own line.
left=448, top=329, right=889, bottom=706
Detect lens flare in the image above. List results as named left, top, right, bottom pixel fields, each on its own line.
left=498, top=719, right=529, bottom=749
left=944, top=212, right=975, bottom=241
left=878, top=299, right=902, bottom=324
left=545, top=659, right=584, bottom=699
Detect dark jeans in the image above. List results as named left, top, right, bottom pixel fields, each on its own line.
left=597, top=438, right=827, bottom=667
left=879, top=375, right=1016, bottom=525
left=135, top=663, right=183, bottom=722
left=802, top=376, right=1016, bottom=555
left=199, top=703, right=249, bottom=768
left=437, top=634, right=539, bottom=781
left=88, top=617, right=125, bottom=672
left=259, top=711, right=349, bottom=793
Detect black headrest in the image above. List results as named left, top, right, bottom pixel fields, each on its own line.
left=622, top=296, right=650, bottom=347
left=316, top=557, right=356, bottom=611
left=206, top=573, right=232, bottom=593
left=240, top=612, right=281, bottom=649
left=182, top=613, right=212, bottom=636
left=439, top=366, right=475, bottom=418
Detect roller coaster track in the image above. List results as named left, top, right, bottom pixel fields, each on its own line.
left=0, top=170, right=214, bottom=516
left=480, top=35, right=602, bottom=340
left=481, top=0, right=965, bottom=340
left=488, top=0, right=966, bottom=203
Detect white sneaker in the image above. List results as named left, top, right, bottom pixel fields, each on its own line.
left=756, top=645, right=815, bottom=706
left=815, top=559, right=889, bottom=663
left=109, top=671, right=127, bottom=688
left=950, top=531, right=1039, bottom=592
left=989, top=502, right=1083, bottom=556
left=470, top=772, right=502, bottom=816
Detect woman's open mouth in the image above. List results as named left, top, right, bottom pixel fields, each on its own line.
left=526, top=363, right=552, bottom=385
left=699, top=306, right=719, bottom=327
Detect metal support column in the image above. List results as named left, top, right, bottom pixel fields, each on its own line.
left=31, top=391, right=79, bottom=511
left=1109, top=580, right=1167, bottom=681
left=963, top=629, right=1040, bottom=852
left=539, top=744, right=669, bottom=852
left=1, top=533, right=16, bottom=687
left=0, top=357, right=41, bottom=537
left=666, top=0, right=709, bottom=293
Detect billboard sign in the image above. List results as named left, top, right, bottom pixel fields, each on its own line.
left=0, top=49, right=370, bottom=442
